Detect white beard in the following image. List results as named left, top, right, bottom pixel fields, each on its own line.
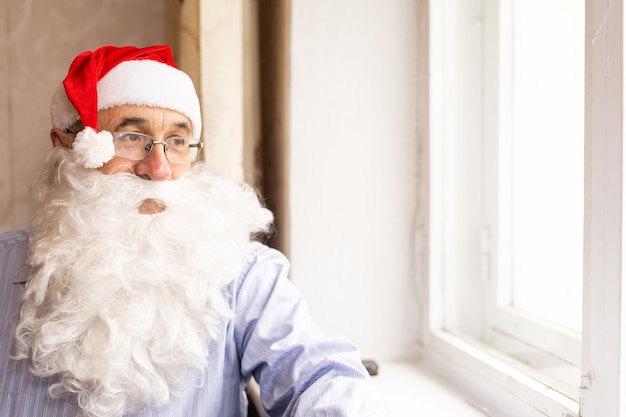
left=12, top=148, right=273, bottom=417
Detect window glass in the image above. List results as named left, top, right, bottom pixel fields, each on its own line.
left=507, top=0, right=584, bottom=333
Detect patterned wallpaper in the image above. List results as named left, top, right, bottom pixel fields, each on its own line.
left=0, top=0, right=169, bottom=234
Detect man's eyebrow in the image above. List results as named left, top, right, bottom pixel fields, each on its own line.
left=174, top=121, right=192, bottom=133
left=116, top=117, right=147, bottom=130
left=115, top=118, right=192, bottom=134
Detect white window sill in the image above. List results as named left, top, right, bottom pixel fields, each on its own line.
left=372, top=360, right=490, bottom=417
left=372, top=358, right=572, bottom=417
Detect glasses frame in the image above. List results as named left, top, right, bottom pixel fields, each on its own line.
left=112, top=131, right=204, bottom=163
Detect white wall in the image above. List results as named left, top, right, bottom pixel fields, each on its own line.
left=289, top=1, right=421, bottom=361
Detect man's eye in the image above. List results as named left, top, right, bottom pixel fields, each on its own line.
left=126, top=133, right=142, bottom=142
left=168, top=138, right=187, bottom=147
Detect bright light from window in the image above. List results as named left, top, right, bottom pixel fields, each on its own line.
left=506, top=0, right=584, bottom=333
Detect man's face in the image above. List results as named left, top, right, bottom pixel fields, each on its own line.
left=97, top=105, right=194, bottom=180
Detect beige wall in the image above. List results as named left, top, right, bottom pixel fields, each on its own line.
left=0, top=0, right=169, bottom=234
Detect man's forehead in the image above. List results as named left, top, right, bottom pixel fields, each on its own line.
left=98, top=105, right=192, bottom=131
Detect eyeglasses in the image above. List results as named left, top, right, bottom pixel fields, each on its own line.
left=112, top=132, right=203, bottom=163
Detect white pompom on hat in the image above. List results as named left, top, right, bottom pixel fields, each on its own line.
left=50, top=45, right=202, bottom=168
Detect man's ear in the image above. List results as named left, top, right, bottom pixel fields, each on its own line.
left=50, top=128, right=74, bottom=148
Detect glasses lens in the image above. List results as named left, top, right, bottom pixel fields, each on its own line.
left=165, top=138, right=201, bottom=163
left=113, top=132, right=153, bottom=161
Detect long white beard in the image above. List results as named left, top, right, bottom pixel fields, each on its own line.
left=13, top=148, right=273, bottom=417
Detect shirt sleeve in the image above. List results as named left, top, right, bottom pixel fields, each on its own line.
left=232, top=242, right=386, bottom=417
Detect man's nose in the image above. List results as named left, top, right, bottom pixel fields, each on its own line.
left=134, top=143, right=172, bottom=180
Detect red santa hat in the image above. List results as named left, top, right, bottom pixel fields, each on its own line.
left=50, top=45, right=202, bottom=168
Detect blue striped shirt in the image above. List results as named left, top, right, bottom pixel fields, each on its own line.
left=0, top=229, right=381, bottom=416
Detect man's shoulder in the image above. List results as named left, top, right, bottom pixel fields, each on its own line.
left=242, top=240, right=289, bottom=273
left=235, top=240, right=290, bottom=291
left=0, top=228, right=30, bottom=249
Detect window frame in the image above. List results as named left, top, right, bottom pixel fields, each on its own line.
left=416, top=0, right=625, bottom=416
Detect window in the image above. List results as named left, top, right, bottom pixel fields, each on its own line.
left=484, top=0, right=584, bottom=400
left=421, top=0, right=625, bottom=416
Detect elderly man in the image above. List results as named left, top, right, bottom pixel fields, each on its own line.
left=0, top=45, right=382, bottom=417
